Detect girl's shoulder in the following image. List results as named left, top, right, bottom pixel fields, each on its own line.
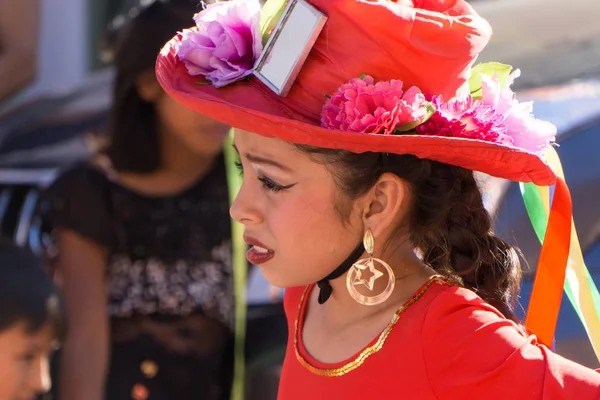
left=420, top=282, right=600, bottom=398
left=41, top=159, right=114, bottom=248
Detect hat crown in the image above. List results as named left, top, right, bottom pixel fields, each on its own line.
left=279, top=0, right=492, bottom=123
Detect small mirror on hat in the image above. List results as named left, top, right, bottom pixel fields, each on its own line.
left=253, top=0, right=327, bottom=97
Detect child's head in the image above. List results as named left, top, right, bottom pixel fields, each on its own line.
left=0, top=239, right=66, bottom=400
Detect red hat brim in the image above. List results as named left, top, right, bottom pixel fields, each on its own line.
left=156, top=42, right=556, bottom=186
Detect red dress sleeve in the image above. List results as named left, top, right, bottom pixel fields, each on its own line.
left=422, top=287, right=600, bottom=399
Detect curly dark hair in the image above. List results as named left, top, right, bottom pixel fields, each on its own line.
left=296, top=146, right=522, bottom=321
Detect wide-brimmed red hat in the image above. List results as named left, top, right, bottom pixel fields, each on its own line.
left=156, top=0, right=557, bottom=185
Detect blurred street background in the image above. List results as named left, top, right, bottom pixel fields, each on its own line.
left=2, top=0, right=599, bottom=106
left=475, top=0, right=600, bottom=90
left=0, top=0, right=600, bottom=398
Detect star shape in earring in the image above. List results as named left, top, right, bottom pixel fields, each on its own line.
left=352, top=261, right=384, bottom=291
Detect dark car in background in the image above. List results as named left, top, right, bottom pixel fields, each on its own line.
left=0, top=67, right=286, bottom=399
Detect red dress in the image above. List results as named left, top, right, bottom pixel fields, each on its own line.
left=278, top=277, right=600, bottom=399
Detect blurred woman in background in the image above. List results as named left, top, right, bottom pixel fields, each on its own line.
left=43, top=1, right=235, bottom=399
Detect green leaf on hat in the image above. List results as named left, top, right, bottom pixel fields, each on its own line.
left=468, top=62, right=513, bottom=99
left=196, top=81, right=212, bottom=86
left=260, top=0, right=287, bottom=45
left=393, top=102, right=437, bottom=133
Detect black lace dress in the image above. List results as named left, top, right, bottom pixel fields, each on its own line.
left=42, top=156, right=234, bottom=400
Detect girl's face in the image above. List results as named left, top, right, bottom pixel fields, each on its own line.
left=230, top=129, right=364, bottom=288
left=0, top=322, right=55, bottom=400
left=155, top=93, right=231, bottom=156
left=136, top=71, right=231, bottom=157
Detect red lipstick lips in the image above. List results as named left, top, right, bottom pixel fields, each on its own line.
left=244, top=235, right=275, bottom=265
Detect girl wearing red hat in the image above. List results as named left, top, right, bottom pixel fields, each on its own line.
left=157, top=0, right=600, bottom=398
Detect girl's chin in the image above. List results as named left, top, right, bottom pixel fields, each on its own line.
left=260, top=267, right=319, bottom=290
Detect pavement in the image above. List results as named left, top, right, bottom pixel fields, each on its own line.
left=471, top=0, right=600, bottom=90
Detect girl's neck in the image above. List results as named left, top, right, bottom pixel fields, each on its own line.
left=158, top=129, right=218, bottom=181
left=316, top=244, right=435, bottom=329
left=112, top=129, right=220, bottom=197
left=300, top=247, right=437, bottom=365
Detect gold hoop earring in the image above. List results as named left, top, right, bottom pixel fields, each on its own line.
left=346, top=229, right=395, bottom=306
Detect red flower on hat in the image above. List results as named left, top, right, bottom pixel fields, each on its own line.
left=321, top=75, right=429, bottom=135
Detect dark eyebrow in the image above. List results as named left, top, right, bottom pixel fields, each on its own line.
left=232, top=143, right=293, bottom=172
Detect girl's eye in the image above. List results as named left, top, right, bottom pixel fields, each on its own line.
left=258, top=176, right=285, bottom=193
left=233, top=160, right=295, bottom=193
left=234, top=161, right=243, bottom=176
left=258, top=175, right=296, bottom=194
left=20, top=352, right=36, bottom=363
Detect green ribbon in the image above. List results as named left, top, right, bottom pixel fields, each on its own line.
left=520, top=182, right=600, bottom=334
left=224, top=130, right=247, bottom=400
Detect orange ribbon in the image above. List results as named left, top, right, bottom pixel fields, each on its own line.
left=525, top=177, right=573, bottom=347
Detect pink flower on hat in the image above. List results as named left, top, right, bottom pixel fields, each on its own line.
left=176, top=0, right=262, bottom=87
left=480, top=69, right=556, bottom=154
left=321, top=75, right=429, bottom=135
left=416, top=69, right=556, bottom=154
